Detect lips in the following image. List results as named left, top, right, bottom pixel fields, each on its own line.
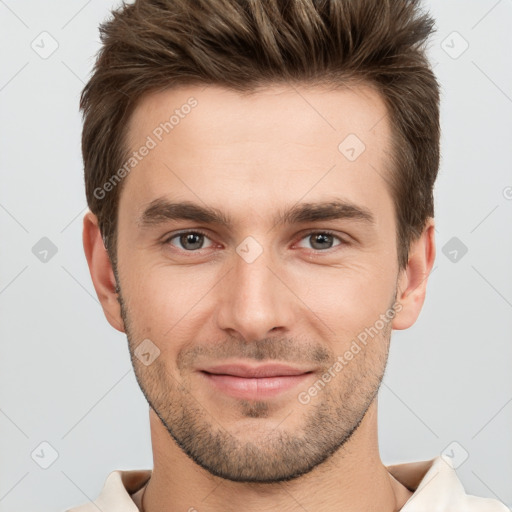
left=198, top=363, right=314, bottom=399
left=200, top=363, right=312, bottom=378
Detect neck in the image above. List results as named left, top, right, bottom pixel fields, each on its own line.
left=141, top=401, right=413, bottom=512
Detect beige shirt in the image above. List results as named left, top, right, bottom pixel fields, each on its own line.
left=66, top=455, right=509, bottom=511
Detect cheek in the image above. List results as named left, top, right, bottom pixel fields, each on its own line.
left=119, top=238, right=398, bottom=345
left=289, top=262, right=396, bottom=338
left=121, top=263, right=217, bottom=333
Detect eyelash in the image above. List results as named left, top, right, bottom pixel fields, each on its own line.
left=162, top=229, right=348, bottom=253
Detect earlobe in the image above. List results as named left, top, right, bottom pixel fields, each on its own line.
left=82, top=211, right=125, bottom=333
left=392, top=219, right=436, bottom=330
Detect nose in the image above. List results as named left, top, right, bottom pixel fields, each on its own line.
left=215, top=244, right=295, bottom=343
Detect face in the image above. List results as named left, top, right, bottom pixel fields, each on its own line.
left=113, top=83, right=403, bottom=482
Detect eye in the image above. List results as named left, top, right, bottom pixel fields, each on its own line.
left=296, top=231, right=346, bottom=251
left=164, top=230, right=214, bottom=251
left=162, top=229, right=347, bottom=253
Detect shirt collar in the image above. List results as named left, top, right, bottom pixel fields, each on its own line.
left=68, top=455, right=506, bottom=511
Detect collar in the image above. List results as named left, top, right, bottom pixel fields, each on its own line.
left=67, top=455, right=508, bottom=511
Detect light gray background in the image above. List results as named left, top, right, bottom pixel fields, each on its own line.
left=0, top=1, right=511, bottom=511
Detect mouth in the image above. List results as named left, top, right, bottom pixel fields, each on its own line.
left=198, top=363, right=314, bottom=400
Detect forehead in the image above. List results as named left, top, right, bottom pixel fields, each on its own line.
left=120, top=82, right=394, bottom=229
left=126, top=82, right=389, bottom=151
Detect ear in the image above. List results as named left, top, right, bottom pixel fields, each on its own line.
left=82, top=211, right=125, bottom=333
left=392, top=218, right=436, bottom=330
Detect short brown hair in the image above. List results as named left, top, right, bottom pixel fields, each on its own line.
left=80, top=0, right=440, bottom=272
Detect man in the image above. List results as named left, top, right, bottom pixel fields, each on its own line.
left=69, top=0, right=507, bottom=510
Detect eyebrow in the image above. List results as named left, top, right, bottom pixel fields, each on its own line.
left=137, top=197, right=375, bottom=229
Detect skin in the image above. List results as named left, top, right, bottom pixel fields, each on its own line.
left=83, top=83, right=436, bottom=512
